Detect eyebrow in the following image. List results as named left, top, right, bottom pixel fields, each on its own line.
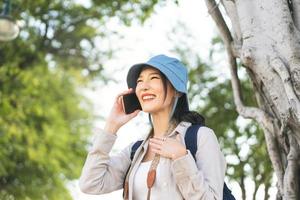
left=138, top=72, right=160, bottom=78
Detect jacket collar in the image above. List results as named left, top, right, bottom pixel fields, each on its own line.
left=168, top=121, right=191, bottom=137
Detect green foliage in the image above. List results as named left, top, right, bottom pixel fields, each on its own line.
left=0, top=65, right=92, bottom=199
left=0, top=0, right=161, bottom=199
left=0, top=0, right=160, bottom=79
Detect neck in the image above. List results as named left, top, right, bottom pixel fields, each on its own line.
left=150, top=97, right=177, bottom=137
left=151, top=111, right=172, bottom=137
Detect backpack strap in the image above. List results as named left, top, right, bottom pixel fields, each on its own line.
left=123, top=140, right=144, bottom=199
left=223, top=183, right=235, bottom=199
left=184, top=124, right=236, bottom=200
left=130, top=140, right=143, bottom=160
left=184, top=124, right=202, bottom=161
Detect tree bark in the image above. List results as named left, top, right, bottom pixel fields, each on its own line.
left=205, top=0, right=300, bottom=199
left=292, top=0, right=300, bottom=31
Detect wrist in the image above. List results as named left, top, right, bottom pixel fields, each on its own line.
left=172, top=149, right=188, bottom=160
left=104, top=122, right=119, bottom=135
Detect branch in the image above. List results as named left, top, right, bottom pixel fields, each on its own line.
left=272, top=57, right=300, bottom=123
left=283, top=133, right=300, bottom=199
left=221, top=0, right=242, bottom=46
left=204, top=0, right=233, bottom=48
left=292, top=0, right=300, bottom=31
left=261, top=126, right=285, bottom=197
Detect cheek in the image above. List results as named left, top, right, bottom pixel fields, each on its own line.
left=165, top=88, right=175, bottom=104
left=135, top=87, right=142, bottom=101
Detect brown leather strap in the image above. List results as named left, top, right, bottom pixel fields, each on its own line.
left=147, top=188, right=151, bottom=200
left=146, top=153, right=160, bottom=200
left=147, top=170, right=156, bottom=188
left=124, top=181, right=129, bottom=200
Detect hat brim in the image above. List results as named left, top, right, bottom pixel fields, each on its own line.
left=126, top=63, right=149, bottom=90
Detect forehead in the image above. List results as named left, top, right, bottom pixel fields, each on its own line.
left=139, top=67, right=160, bottom=76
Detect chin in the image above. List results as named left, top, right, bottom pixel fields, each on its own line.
left=141, top=108, right=153, bottom=113
left=141, top=106, right=158, bottom=114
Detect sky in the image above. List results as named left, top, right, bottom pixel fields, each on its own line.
left=67, top=0, right=277, bottom=199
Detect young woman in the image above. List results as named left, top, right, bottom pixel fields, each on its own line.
left=79, top=54, right=226, bottom=200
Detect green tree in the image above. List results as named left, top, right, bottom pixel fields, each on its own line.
left=0, top=64, right=91, bottom=200
left=0, top=0, right=160, bottom=199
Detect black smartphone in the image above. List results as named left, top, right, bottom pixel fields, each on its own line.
left=122, top=92, right=142, bottom=114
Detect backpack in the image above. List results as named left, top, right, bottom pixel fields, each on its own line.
left=129, top=124, right=236, bottom=200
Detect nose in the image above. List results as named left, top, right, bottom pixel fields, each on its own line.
left=138, top=80, right=150, bottom=91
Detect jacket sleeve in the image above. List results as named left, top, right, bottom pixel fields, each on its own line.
left=79, top=129, right=132, bottom=195
left=171, top=127, right=226, bottom=200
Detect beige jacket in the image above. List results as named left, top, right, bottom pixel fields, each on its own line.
left=79, top=121, right=226, bottom=200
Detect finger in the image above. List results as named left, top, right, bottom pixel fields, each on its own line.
left=115, top=88, right=134, bottom=101
left=152, top=137, right=166, bottom=142
left=127, top=109, right=140, bottom=117
left=150, top=138, right=164, bottom=145
left=117, top=95, right=123, bottom=105
left=149, top=141, right=162, bottom=150
left=150, top=148, right=162, bottom=155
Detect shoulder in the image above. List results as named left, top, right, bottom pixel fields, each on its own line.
left=176, top=122, right=219, bottom=146
left=181, top=123, right=219, bottom=148
left=196, top=126, right=219, bottom=147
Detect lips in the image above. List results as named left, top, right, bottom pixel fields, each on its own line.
left=141, top=93, right=156, bottom=101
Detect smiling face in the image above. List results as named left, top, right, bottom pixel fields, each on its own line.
left=135, top=67, right=176, bottom=115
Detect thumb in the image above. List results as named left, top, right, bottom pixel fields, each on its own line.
left=176, top=134, right=182, bottom=142
left=128, top=109, right=140, bottom=118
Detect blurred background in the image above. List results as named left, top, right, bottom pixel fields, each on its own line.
left=0, top=0, right=276, bottom=199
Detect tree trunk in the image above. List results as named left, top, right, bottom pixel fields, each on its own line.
left=252, top=184, right=259, bottom=200
left=240, top=173, right=246, bottom=200
left=204, top=0, right=300, bottom=199
left=265, top=182, right=271, bottom=200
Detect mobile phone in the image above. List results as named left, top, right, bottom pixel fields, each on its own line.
left=122, top=92, right=142, bottom=114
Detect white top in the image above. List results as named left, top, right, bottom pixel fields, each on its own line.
left=132, top=161, right=151, bottom=200
left=132, top=159, right=183, bottom=200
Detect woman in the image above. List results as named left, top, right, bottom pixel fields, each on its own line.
left=79, top=54, right=226, bottom=200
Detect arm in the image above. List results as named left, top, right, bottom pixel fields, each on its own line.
left=171, top=127, right=226, bottom=200
left=79, top=88, right=141, bottom=194
left=79, top=129, right=132, bottom=194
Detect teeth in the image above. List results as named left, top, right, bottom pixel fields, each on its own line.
left=142, top=95, right=155, bottom=100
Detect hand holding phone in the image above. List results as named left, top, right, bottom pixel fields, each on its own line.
left=122, top=92, right=142, bottom=114
left=104, top=89, right=140, bottom=134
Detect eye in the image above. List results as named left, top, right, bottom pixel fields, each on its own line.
left=151, top=76, right=160, bottom=80
left=136, top=79, right=142, bottom=83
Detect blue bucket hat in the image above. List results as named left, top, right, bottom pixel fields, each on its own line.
left=126, top=54, right=189, bottom=113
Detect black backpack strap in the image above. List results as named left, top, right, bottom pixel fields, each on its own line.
left=184, top=124, right=202, bottom=160
left=223, top=183, right=235, bottom=200
left=123, top=140, right=144, bottom=198
left=184, top=124, right=236, bottom=200
left=130, top=140, right=143, bottom=160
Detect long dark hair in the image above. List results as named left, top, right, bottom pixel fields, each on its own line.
left=172, top=95, right=205, bottom=125
left=157, top=70, right=205, bottom=126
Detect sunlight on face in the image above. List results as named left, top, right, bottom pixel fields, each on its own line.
left=135, top=67, right=175, bottom=115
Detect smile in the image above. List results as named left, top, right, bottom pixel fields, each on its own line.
left=142, top=94, right=156, bottom=101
